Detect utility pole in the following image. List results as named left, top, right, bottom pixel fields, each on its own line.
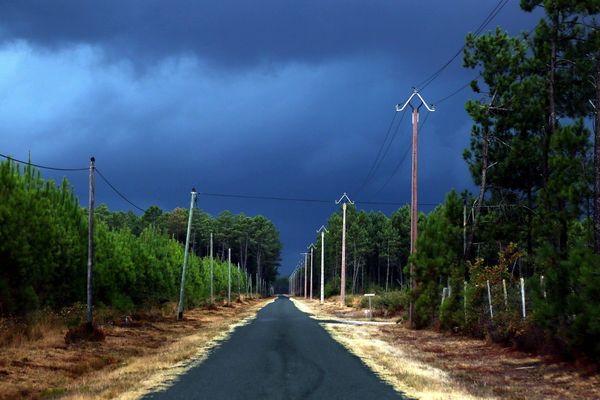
left=237, top=263, right=241, bottom=301
left=86, top=156, right=95, bottom=326
left=396, top=89, right=435, bottom=326
left=177, top=188, right=197, bottom=320
left=301, top=252, right=308, bottom=299
left=308, top=243, right=315, bottom=300
left=210, top=232, right=214, bottom=305
left=228, top=248, right=232, bottom=306
left=317, top=226, right=328, bottom=305
left=463, top=202, right=467, bottom=258
left=336, top=193, right=353, bottom=307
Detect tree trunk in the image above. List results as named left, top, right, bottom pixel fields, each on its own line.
left=243, top=234, right=249, bottom=270
left=465, top=123, right=490, bottom=260
left=543, top=7, right=559, bottom=185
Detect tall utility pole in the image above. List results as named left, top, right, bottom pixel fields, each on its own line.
left=396, top=89, right=435, bottom=325
left=177, top=188, right=197, bottom=320
left=237, top=263, right=241, bottom=301
left=210, top=232, right=214, bottom=305
left=308, top=243, right=315, bottom=300
left=302, top=252, right=308, bottom=299
left=317, top=226, right=328, bottom=305
left=336, top=193, right=353, bottom=307
left=227, top=248, right=232, bottom=306
left=86, top=157, right=95, bottom=326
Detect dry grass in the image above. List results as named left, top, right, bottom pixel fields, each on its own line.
left=292, top=297, right=600, bottom=400
left=0, top=298, right=273, bottom=400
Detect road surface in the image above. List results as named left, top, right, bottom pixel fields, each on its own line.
left=145, top=296, right=404, bottom=400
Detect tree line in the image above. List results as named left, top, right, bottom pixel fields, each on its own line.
left=0, top=159, right=281, bottom=316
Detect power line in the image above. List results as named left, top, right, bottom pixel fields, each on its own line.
left=354, top=111, right=398, bottom=195
left=417, top=0, right=510, bottom=91
left=198, top=190, right=441, bottom=208
left=0, top=152, right=88, bottom=171
left=95, top=168, right=146, bottom=213
left=355, top=109, right=407, bottom=195
left=199, top=192, right=331, bottom=204
left=434, top=79, right=474, bottom=104
left=372, top=112, right=432, bottom=196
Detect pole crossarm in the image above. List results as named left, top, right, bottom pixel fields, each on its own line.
left=395, top=88, right=436, bottom=113
left=335, top=192, right=354, bottom=205
left=316, top=225, right=328, bottom=234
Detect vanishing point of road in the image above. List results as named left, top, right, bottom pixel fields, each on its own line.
left=145, top=296, right=405, bottom=400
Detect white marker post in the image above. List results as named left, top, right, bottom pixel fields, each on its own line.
left=520, top=277, right=526, bottom=319
left=364, top=293, right=375, bottom=320
left=486, top=280, right=493, bottom=321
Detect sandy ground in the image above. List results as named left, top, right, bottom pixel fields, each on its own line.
left=0, top=298, right=273, bottom=400
left=292, top=297, right=600, bottom=400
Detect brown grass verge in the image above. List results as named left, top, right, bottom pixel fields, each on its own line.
left=0, top=297, right=273, bottom=400
left=292, top=297, right=600, bottom=400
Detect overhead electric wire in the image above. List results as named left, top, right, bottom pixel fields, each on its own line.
left=434, top=79, right=474, bottom=104
left=0, top=152, right=89, bottom=171
left=198, top=191, right=440, bottom=208
left=416, top=0, right=510, bottom=91
left=355, top=109, right=407, bottom=196
left=354, top=111, right=399, bottom=195
left=95, top=168, right=146, bottom=212
left=199, top=192, right=331, bottom=204
left=372, top=112, right=431, bottom=196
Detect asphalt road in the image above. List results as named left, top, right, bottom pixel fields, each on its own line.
left=144, top=296, right=405, bottom=400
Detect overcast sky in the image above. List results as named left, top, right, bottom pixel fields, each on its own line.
left=0, top=1, right=540, bottom=276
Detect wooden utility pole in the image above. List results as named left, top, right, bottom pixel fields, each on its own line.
left=228, top=248, right=232, bottom=306
left=86, top=157, right=95, bottom=326
left=395, top=89, right=435, bottom=326
left=210, top=232, right=214, bottom=304
left=317, top=226, right=328, bottom=305
left=336, top=193, right=353, bottom=306
left=237, top=263, right=241, bottom=301
left=177, top=188, right=197, bottom=320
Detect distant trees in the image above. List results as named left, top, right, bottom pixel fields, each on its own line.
left=0, top=159, right=280, bottom=316
left=311, top=204, right=410, bottom=297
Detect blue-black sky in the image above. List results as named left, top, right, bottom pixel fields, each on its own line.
left=0, top=1, right=540, bottom=276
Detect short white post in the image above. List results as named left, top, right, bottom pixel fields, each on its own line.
left=502, top=279, right=508, bottom=310
left=463, top=281, right=467, bottom=323
left=486, top=280, right=493, bottom=321
left=364, top=293, right=375, bottom=320
left=540, top=275, right=547, bottom=300
left=520, top=277, right=526, bottom=319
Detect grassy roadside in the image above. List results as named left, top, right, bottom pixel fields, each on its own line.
left=291, top=297, right=600, bottom=400
left=0, top=298, right=274, bottom=400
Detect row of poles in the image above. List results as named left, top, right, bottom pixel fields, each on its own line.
left=84, top=88, right=433, bottom=325
left=85, top=173, right=271, bottom=325
left=287, top=90, right=435, bottom=324
left=177, top=188, right=272, bottom=320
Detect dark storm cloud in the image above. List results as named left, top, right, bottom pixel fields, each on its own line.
left=0, top=1, right=541, bottom=275
left=0, top=1, right=533, bottom=73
